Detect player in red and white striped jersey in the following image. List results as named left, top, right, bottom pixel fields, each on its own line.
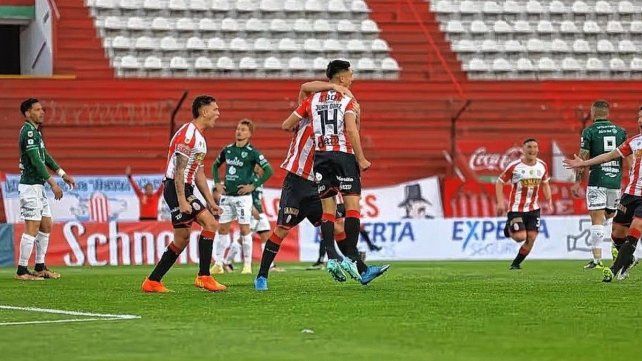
left=142, top=95, right=225, bottom=293
left=496, top=138, right=552, bottom=270
left=564, top=107, right=642, bottom=282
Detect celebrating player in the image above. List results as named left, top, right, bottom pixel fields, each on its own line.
left=211, top=119, right=273, bottom=275
left=496, top=138, right=552, bottom=270
left=565, top=107, right=642, bottom=282
left=571, top=100, right=626, bottom=269
left=142, top=95, right=225, bottom=293
left=15, top=98, right=76, bottom=280
left=126, top=166, right=164, bottom=221
left=280, top=60, right=385, bottom=284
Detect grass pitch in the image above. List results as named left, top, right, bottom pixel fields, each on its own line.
left=0, top=261, right=640, bottom=361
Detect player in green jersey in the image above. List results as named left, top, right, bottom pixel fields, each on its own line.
left=572, top=100, right=627, bottom=269
left=211, top=119, right=273, bottom=274
left=16, top=98, right=76, bottom=280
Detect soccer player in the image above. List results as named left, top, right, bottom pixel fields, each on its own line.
left=564, top=107, right=642, bottom=282
left=126, top=166, right=164, bottom=221
left=496, top=138, right=552, bottom=270
left=211, top=119, right=273, bottom=274
left=281, top=60, right=381, bottom=283
left=15, top=98, right=76, bottom=280
left=255, top=80, right=388, bottom=291
left=571, top=100, right=626, bottom=269
left=142, top=95, right=225, bottom=293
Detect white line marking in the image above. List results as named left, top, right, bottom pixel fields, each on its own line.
left=0, top=305, right=140, bottom=326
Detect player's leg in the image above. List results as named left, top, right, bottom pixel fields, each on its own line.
left=508, top=211, right=536, bottom=269
left=213, top=195, right=235, bottom=273
left=194, top=208, right=226, bottom=291
left=238, top=195, right=254, bottom=274
left=33, top=216, right=60, bottom=279
left=609, top=205, right=642, bottom=280
left=224, top=236, right=241, bottom=268
left=16, top=184, right=45, bottom=280
left=585, top=186, right=607, bottom=268
left=143, top=227, right=189, bottom=292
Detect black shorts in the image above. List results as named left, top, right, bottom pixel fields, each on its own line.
left=614, top=193, right=642, bottom=227
left=277, top=173, right=323, bottom=229
left=506, top=209, right=541, bottom=233
left=163, top=179, right=207, bottom=229
left=314, top=151, right=361, bottom=198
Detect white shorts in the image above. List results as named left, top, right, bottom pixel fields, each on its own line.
left=251, top=213, right=271, bottom=233
left=586, top=186, right=620, bottom=211
left=219, top=194, right=253, bottom=225
left=19, top=184, right=52, bottom=221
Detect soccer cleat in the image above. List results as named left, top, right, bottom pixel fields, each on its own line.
left=360, top=265, right=390, bottom=286
left=241, top=265, right=252, bottom=274
left=583, top=260, right=604, bottom=269
left=34, top=268, right=61, bottom=279
left=340, top=259, right=362, bottom=281
left=15, top=272, right=44, bottom=281
left=194, top=275, right=226, bottom=292
left=602, top=267, right=614, bottom=283
left=210, top=264, right=224, bottom=275
left=326, top=259, right=346, bottom=282
left=254, top=276, right=268, bottom=291
left=270, top=265, right=285, bottom=273
left=306, top=260, right=325, bottom=270
left=509, top=264, right=521, bottom=270
left=224, top=263, right=235, bottom=273
left=142, top=278, right=171, bottom=293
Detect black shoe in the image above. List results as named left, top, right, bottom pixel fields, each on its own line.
left=306, top=261, right=325, bottom=270
left=369, top=245, right=382, bottom=252
left=509, top=264, right=521, bottom=270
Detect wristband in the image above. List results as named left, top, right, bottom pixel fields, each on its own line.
left=57, top=169, right=66, bottom=177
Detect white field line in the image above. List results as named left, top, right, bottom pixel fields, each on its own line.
left=0, top=305, right=140, bottom=326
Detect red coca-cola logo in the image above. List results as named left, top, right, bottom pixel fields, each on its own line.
left=469, top=147, right=522, bottom=172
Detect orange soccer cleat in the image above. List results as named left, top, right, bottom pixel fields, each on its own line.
left=194, top=275, right=227, bottom=292
left=141, top=278, right=171, bottom=293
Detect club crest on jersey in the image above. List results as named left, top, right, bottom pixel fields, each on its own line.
left=27, top=139, right=34, bottom=145
left=315, top=172, right=322, bottom=181
left=27, top=131, right=33, bottom=137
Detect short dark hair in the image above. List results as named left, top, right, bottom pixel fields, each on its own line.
left=20, top=98, right=39, bottom=116
left=326, top=60, right=351, bottom=79
left=523, top=138, right=538, bottom=145
left=592, top=100, right=609, bottom=110
left=192, top=95, right=215, bottom=118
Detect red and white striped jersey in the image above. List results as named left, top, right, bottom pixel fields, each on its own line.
left=165, top=122, right=207, bottom=185
left=498, top=158, right=550, bottom=212
left=293, top=90, right=357, bottom=153
left=617, top=134, right=642, bottom=196
left=280, top=118, right=315, bottom=181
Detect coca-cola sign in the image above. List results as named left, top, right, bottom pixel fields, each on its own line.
left=468, top=146, right=522, bottom=172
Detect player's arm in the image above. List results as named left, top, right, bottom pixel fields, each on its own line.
left=344, top=111, right=371, bottom=171
left=299, top=81, right=354, bottom=102
left=44, top=148, right=75, bottom=190
left=174, top=153, right=191, bottom=213
left=195, top=166, right=221, bottom=215
left=495, top=180, right=506, bottom=216
left=238, top=154, right=273, bottom=195
left=212, top=149, right=226, bottom=194
left=564, top=150, right=622, bottom=169
left=25, top=148, right=63, bottom=200
left=542, top=177, right=553, bottom=210
left=125, top=167, right=143, bottom=197
left=283, top=97, right=311, bottom=131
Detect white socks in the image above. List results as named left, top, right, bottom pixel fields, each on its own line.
left=214, top=233, right=228, bottom=266
left=242, top=234, right=253, bottom=267
left=226, top=242, right=240, bottom=264
left=35, top=231, right=50, bottom=265
left=590, top=224, right=605, bottom=262
left=18, top=233, right=36, bottom=267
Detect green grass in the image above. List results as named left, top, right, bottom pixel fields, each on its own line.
left=0, top=261, right=640, bottom=361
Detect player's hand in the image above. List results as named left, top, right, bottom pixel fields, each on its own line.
left=563, top=154, right=585, bottom=169
left=51, top=183, right=63, bottom=200
left=215, top=183, right=226, bottom=195
left=358, top=158, right=371, bottom=171
left=207, top=202, right=222, bottom=216
left=571, top=182, right=582, bottom=198
left=179, top=200, right=192, bottom=214
left=496, top=203, right=506, bottom=216
left=125, top=166, right=131, bottom=176
left=62, top=174, right=76, bottom=190
left=546, top=199, right=553, bottom=211
left=237, top=184, right=255, bottom=195
left=332, top=84, right=354, bottom=99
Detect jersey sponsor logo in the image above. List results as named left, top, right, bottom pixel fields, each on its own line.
left=284, top=207, right=299, bottom=216
left=229, top=166, right=237, bottom=175
left=337, top=176, right=354, bottom=182
left=340, top=184, right=352, bottom=190
left=519, top=178, right=541, bottom=187
left=227, top=158, right=244, bottom=167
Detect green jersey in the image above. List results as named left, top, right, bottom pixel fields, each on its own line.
left=252, top=178, right=264, bottom=213
left=19, top=121, right=59, bottom=185
left=580, top=119, right=627, bottom=189
left=213, top=143, right=272, bottom=197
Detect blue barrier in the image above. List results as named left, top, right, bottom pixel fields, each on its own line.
left=0, top=223, right=15, bottom=267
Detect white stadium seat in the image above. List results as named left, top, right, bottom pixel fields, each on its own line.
left=189, top=0, right=209, bottom=12
left=278, top=38, right=300, bottom=52
left=606, top=21, right=625, bottom=34
left=536, top=20, right=554, bottom=33
left=194, top=57, right=214, bottom=70
left=446, top=20, right=465, bottom=33
left=526, top=38, right=546, bottom=52
left=144, top=56, right=162, bottom=70
left=551, top=38, right=569, bottom=53
left=103, top=16, right=124, bottom=30
left=516, top=58, right=535, bottom=72
left=323, top=39, right=342, bottom=52
left=583, top=21, right=601, bottom=34
left=239, top=56, right=258, bottom=70
left=513, top=20, right=532, bottom=33
left=221, top=18, right=239, bottom=32
left=127, top=17, right=146, bottom=31
left=111, top=36, right=131, bottom=49
left=283, top=0, right=304, bottom=13
left=504, top=40, right=525, bottom=53
left=357, top=57, right=377, bottom=72
left=361, top=19, right=379, bottom=33
left=270, top=18, right=291, bottom=32
left=245, top=18, right=267, bottom=32
left=347, top=39, right=366, bottom=52
left=470, top=20, right=489, bottom=34
left=481, top=39, right=500, bottom=52
left=135, top=36, right=155, bottom=50
left=216, top=56, right=235, bottom=70
left=618, top=40, right=637, bottom=53
left=561, top=57, right=581, bottom=72
left=212, top=0, right=231, bottom=12
left=288, top=57, right=308, bottom=71
left=453, top=39, right=476, bottom=52
left=586, top=58, right=605, bottom=71
left=525, top=0, right=543, bottom=15
left=571, top=1, right=590, bottom=15
left=381, top=57, right=400, bottom=71
left=207, top=37, right=227, bottom=51
left=168, top=0, right=188, bottom=11
left=170, top=56, right=189, bottom=70
left=305, top=0, right=324, bottom=13
left=549, top=1, right=566, bottom=15
left=597, top=39, right=615, bottom=53
left=328, top=0, right=348, bottom=14
left=537, top=57, right=557, bottom=72
left=263, top=56, right=282, bottom=70
left=503, top=1, right=521, bottom=15
left=143, top=0, right=164, bottom=11
left=293, top=19, right=312, bottom=33
left=618, top=1, right=636, bottom=14
left=120, top=55, right=140, bottom=69
left=492, top=58, right=513, bottom=72
left=493, top=20, right=512, bottom=34
left=351, top=0, right=369, bottom=14
left=371, top=39, right=390, bottom=52
left=610, top=58, right=627, bottom=71
left=254, top=38, right=272, bottom=52
left=229, top=37, right=249, bottom=52
left=186, top=37, right=206, bottom=51
left=303, top=38, right=323, bottom=52
left=572, top=39, right=591, bottom=53
left=260, top=0, right=282, bottom=13
left=151, top=17, right=172, bottom=32
left=313, top=57, right=328, bottom=71
left=467, top=58, right=489, bottom=72
left=160, top=36, right=180, bottom=51
left=630, top=58, right=642, bottom=72
left=595, top=1, right=613, bottom=15
left=313, top=19, right=331, bottom=33
left=482, top=1, right=502, bottom=15
left=199, top=19, right=220, bottom=32
left=337, top=19, right=357, bottom=33
left=630, top=21, right=642, bottom=33
left=560, top=21, right=579, bottom=34
left=236, top=0, right=258, bottom=13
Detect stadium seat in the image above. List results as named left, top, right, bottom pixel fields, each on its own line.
left=606, top=21, right=625, bottom=34
left=120, top=55, right=140, bottom=69
left=221, top=18, right=239, bottom=32
left=229, top=37, right=249, bottom=52
left=551, top=38, right=569, bottom=53
left=216, top=56, right=235, bottom=71
left=283, top=0, right=304, bottom=13
left=189, top=0, right=209, bottom=12
left=583, top=21, right=601, bottom=35
left=254, top=38, right=272, bottom=52
left=186, top=37, right=206, bottom=51
left=460, top=1, right=481, bottom=17
left=239, top=56, right=258, bottom=70
left=493, top=20, right=512, bottom=34
left=207, top=37, right=227, bottom=51
left=288, top=56, right=308, bottom=71
left=169, top=0, right=188, bottom=11
left=597, top=39, right=615, bottom=53
left=151, top=17, right=172, bottom=32
left=560, top=21, right=579, bottom=34
left=245, top=18, right=267, bottom=32
left=278, top=38, right=300, bottom=52
left=303, top=38, right=323, bottom=53
left=453, top=39, right=476, bottom=53
left=630, top=21, right=642, bottom=34
left=351, top=0, right=369, bottom=14
left=270, top=19, right=291, bottom=32
left=446, top=20, right=465, bottom=34
left=492, top=58, right=512, bottom=72
left=381, top=57, right=400, bottom=72
left=618, top=40, right=637, bottom=53
left=618, top=1, right=636, bottom=15
left=482, top=1, right=502, bottom=16
left=337, top=19, right=357, bottom=33
left=143, top=0, right=164, bottom=12
left=305, top=0, right=325, bottom=13
left=212, top=0, right=231, bottom=12
left=135, top=36, right=155, bottom=50
left=199, top=18, right=220, bottom=32
left=293, top=18, right=312, bottom=33
left=361, top=19, right=379, bottom=34
left=103, top=16, right=124, bottom=30
left=313, top=57, right=328, bottom=71
left=111, top=35, right=131, bottom=50
left=537, top=57, right=557, bottom=73
left=516, top=58, right=535, bottom=72
left=536, top=20, right=554, bottom=34
left=609, top=58, right=627, bottom=72
left=160, top=36, right=180, bottom=52
left=95, top=0, right=116, bottom=10
left=263, top=56, right=282, bottom=71
left=170, top=56, right=190, bottom=71
left=313, top=19, right=331, bottom=33
left=481, top=39, right=500, bottom=53
left=525, top=0, right=544, bottom=15
left=630, top=58, right=642, bottom=72
left=466, top=58, right=489, bottom=73
left=502, top=1, right=521, bottom=16
left=434, top=0, right=456, bottom=15
left=328, top=0, right=348, bottom=14
left=323, top=39, right=342, bottom=52
left=571, top=1, right=591, bottom=15
left=572, top=39, right=591, bottom=53
left=236, top=0, right=258, bottom=13
left=144, top=56, right=163, bottom=70
left=504, top=40, right=525, bottom=53
left=526, top=38, right=546, bottom=53
left=595, top=1, right=613, bottom=15
left=371, top=39, right=390, bottom=52
left=260, top=0, right=283, bottom=13
left=561, top=57, right=582, bottom=72
left=127, top=17, right=146, bottom=31
left=585, top=58, right=605, bottom=72
left=357, top=57, right=376, bottom=72
left=549, top=0, right=567, bottom=18
left=513, top=20, right=532, bottom=34
left=194, top=57, right=214, bottom=71
left=470, top=20, right=489, bottom=35
left=347, top=39, right=366, bottom=52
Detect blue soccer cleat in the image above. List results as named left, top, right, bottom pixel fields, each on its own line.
left=340, top=258, right=362, bottom=282
left=254, top=276, right=268, bottom=291
left=326, top=259, right=347, bottom=282
left=360, top=264, right=390, bottom=285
